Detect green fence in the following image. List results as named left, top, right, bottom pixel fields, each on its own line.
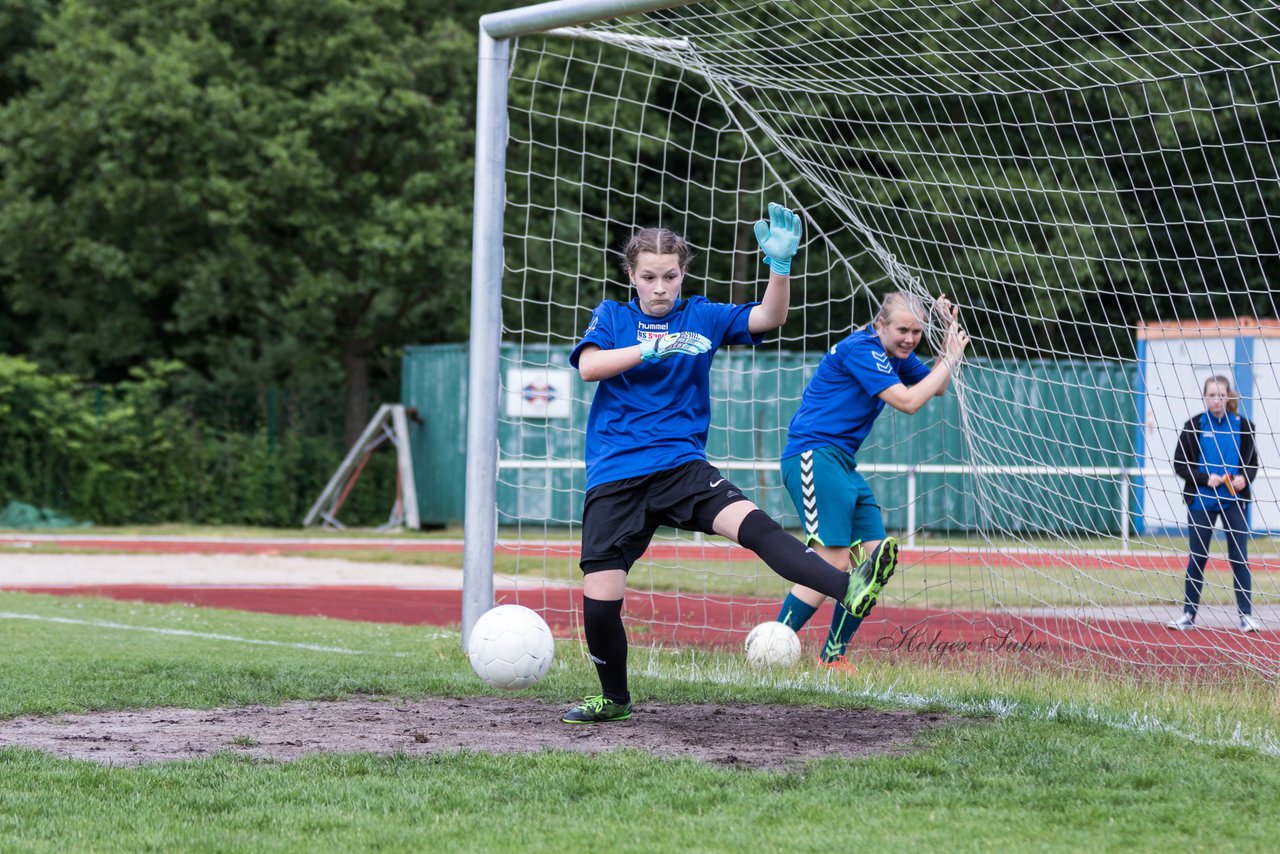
left=402, top=344, right=1136, bottom=534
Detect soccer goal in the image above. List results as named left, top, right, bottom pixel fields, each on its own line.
left=465, top=0, right=1280, bottom=679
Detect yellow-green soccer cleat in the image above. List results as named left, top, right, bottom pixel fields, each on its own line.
left=561, top=694, right=633, bottom=724
left=849, top=542, right=868, bottom=567
left=842, top=537, right=898, bottom=619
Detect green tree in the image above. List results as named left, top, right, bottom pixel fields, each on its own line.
left=0, top=0, right=475, bottom=444
left=0, top=0, right=56, bottom=356
left=0, top=0, right=51, bottom=104
left=507, top=0, right=1279, bottom=359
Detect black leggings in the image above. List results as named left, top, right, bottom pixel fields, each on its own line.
left=736, top=509, right=849, bottom=601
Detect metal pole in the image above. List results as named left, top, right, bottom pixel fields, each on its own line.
left=906, top=466, right=918, bottom=548
left=1119, top=469, right=1130, bottom=554
left=390, top=405, right=420, bottom=530
left=462, top=28, right=509, bottom=651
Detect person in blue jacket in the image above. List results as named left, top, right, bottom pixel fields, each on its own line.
left=1168, top=375, right=1261, bottom=633
left=562, top=205, right=892, bottom=724
left=772, top=291, right=970, bottom=669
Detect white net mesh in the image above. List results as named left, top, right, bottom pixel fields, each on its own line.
left=492, top=0, right=1280, bottom=678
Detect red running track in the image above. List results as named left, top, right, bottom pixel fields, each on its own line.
left=9, top=584, right=1271, bottom=669
left=2, top=534, right=1278, bottom=572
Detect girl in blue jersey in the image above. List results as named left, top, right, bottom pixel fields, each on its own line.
left=1168, top=375, right=1261, bottom=633
left=773, top=291, right=970, bottom=669
left=562, top=205, right=883, bottom=724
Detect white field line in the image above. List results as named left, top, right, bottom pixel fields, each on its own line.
left=0, top=611, right=437, bottom=656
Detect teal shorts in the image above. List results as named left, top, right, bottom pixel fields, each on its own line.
left=781, top=445, right=885, bottom=548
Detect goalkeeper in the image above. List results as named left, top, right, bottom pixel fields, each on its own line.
left=772, top=291, right=970, bottom=670
left=563, top=204, right=872, bottom=724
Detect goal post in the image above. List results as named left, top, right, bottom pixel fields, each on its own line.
left=465, top=0, right=703, bottom=648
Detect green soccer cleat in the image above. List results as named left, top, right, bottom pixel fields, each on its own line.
left=561, top=695, right=633, bottom=724
left=842, top=537, right=898, bottom=619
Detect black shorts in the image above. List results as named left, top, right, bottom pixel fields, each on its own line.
left=579, top=459, right=750, bottom=574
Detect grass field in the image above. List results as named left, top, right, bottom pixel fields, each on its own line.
left=0, top=589, right=1277, bottom=851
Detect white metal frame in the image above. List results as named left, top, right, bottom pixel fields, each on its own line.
left=495, top=459, right=1274, bottom=553
left=304, top=403, right=420, bottom=531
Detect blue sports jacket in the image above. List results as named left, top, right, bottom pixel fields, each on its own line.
left=1172, top=411, right=1259, bottom=506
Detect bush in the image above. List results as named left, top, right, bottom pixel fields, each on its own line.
left=0, top=356, right=395, bottom=527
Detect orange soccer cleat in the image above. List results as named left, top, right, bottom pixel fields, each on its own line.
left=817, top=655, right=858, bottom=675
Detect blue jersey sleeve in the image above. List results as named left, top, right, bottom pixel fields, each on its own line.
left=837, top=337, right=902, bottom=398
left=569, top=303, right=616, bottom=368
left=698, top=298, right=764, bottom=347
left=901, top=353, right=930, bottom=385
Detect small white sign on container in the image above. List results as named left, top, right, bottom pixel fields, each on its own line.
left=506, top=369, right=572, bottom=419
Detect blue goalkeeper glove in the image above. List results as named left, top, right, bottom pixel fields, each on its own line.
left=639, top=331, right=713, bottom=362
left=753, top=202, right=803, bottom=276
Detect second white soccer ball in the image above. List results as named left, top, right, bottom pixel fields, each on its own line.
left=744, top=620, right=802, bottom=668
left=467, top=604, right=555, bottom=690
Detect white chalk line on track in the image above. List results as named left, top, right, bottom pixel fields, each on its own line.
left=0, top=611, right=448, bottom=656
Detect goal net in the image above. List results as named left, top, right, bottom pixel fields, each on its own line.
left=485, top=0, right=1279, bottom=679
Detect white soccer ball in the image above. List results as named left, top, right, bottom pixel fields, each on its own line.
left=744, top=620, right=803, bottom=668
left=467, top=604, right=555, bottom=690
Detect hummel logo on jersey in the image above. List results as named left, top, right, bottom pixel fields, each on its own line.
left=872, top=349, right=893, bottom=374
left=709, top=478, right=725, bottom=487
left=636, top=319, right=669, bottom=343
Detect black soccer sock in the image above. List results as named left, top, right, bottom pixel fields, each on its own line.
left=583, top=595, right=630, bottom=704
left=736, top=510, right=849, bottom=602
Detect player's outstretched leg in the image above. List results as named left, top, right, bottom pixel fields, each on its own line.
left=842, top=537, right=898, bottom=619
left=733, top=509, right=850, bottom=602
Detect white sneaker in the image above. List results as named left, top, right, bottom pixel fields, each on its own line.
left=1167, top=613, right=1196, bottom=631
left=1239, top=614, right=1261, bottom=633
